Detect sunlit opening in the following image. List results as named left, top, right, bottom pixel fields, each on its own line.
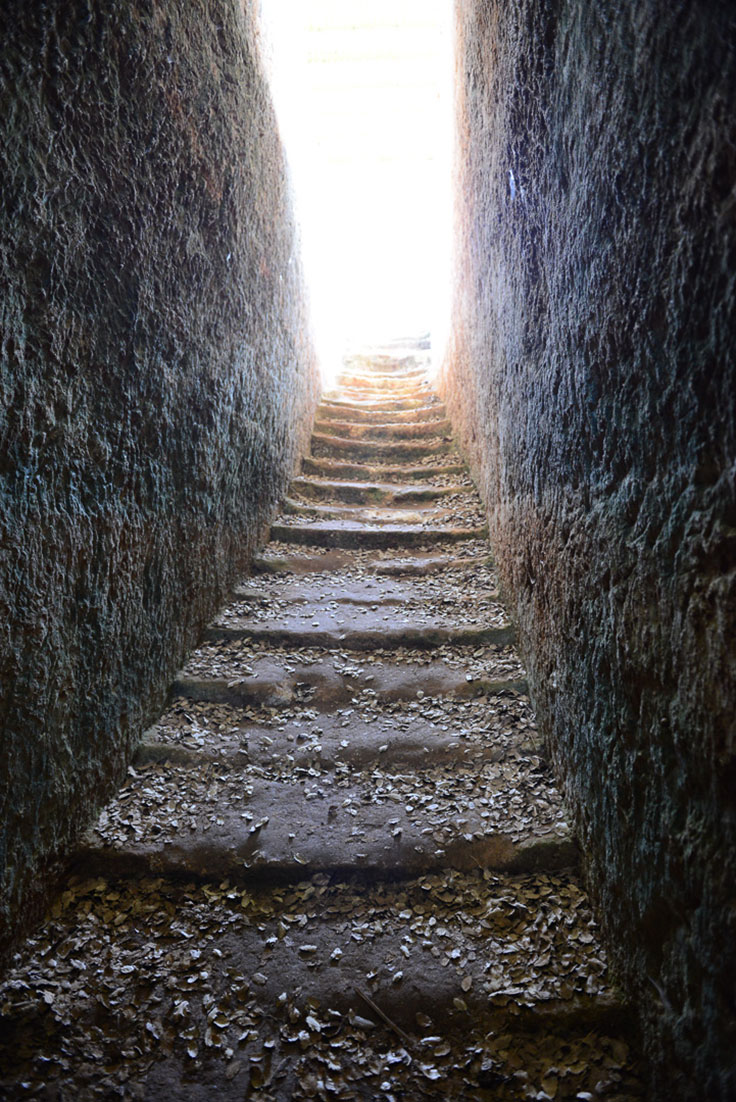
left=259, top=0, right=453, bottom=384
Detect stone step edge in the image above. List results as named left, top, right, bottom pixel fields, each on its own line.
left=333, top=383, right=432, bottom=397
left=326, top=384, right=432, bottom=399
left=310, top=437, right=454, bottom=461
left=70, top=832, right=579, bottom=887
left=330, top=376, right=432, bottom=390
left=317, top=397, right=437, bottom=412
left=202, top=623, right=515, bottom=650
left=337, top=369, right=429, bottom=383
left=339, top=364, right=428, bottom=375
left=288, top=477, right=472, bottom=504
left=268, top=522, right=488, bottom=549
left=133, top=733, right=524, bottom=769
left=279, top=498, right=478, bottom=523
left=170, top=674, right=528, bottom=708
left=230, top=584, right=501, bottom=605
left=301, top=457, right=467, bottom=481
left=313, top=419, right=452, bottom=439
left=317, top=403, right=447, bottom=424
left=250, top=550, right=494, bottom=576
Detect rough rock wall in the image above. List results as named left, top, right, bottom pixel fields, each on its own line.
left=0, top=0, right=318, bottom=954
left=440, top=1, right=736, bottom=1097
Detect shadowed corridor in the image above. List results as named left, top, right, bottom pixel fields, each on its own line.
left=0, top=3, right=734, bottom=1100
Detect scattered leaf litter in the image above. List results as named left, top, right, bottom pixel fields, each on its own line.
left=181, top=642, right=525, bottom=683
left=0, top=872, right=643, bottom=1100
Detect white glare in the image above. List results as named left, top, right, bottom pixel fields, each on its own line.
left=259, top=0, right=453, bottom=382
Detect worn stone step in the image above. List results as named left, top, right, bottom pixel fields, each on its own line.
left=135, top=711, right=532, bottom=771
left=138, top=687, right=543, bottom=771
left=335, top=375, right=430, bottom=393
left=317, top=401, right=446, bottom=424
left=216, top=568, right=505, bottom=632
left=289, top=476, right=470, bottom=505
left=310, top=432, right=454, bottom=462
left=204, top=622, right=514, bottom=651
left=172, top=666, right=527, bottom=710
left=231, top=569, right=499, bottom=607
left=313, top=417, right=452, bottom=440
left=328, top=376, right=431, bottom=390
left=269, top=520, right=487, bottom=550
left=346, top=345, right=427, bottom=360
left=174, top=635, right=526, bottom=703
left=77, top=759, right=575, bottom=882
left=371, top=551, right=493, bottom=574
left=0, top=870, right=642, bottom=1102
left=330, top=374, right=431, bottom=391
left=341, top=361, right=426, bottom=371
left=320, top=394, right=433, bottom=412
left=337, top=363, right=425, bottom=381
left=338, top=364, right=428, bottom=381
left=279, top=498, right=482, bottom=531
left=329, top=389, right=433, bottom=408
left=336, top=371, right=429, bottom=391
left=250, top=547, right=493, bottom=576
left=301, top=455, right=467, bottom=481
left=280, top=498, right=427, bottom=524
left=203, top=546, right=509, bottom=643
left=134, top=723, right=525, bottom=771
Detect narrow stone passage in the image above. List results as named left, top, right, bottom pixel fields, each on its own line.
left=0, top=353, right=643, bottom=1099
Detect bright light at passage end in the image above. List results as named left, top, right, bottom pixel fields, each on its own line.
left=259, top=0, right=453, bottom=378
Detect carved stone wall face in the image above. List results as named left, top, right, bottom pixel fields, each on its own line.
left=440, top=2, right=736, bottom=1096
left=0, top=0, right=318, bottom=953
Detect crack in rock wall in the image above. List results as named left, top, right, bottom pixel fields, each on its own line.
left=440, top=2, right=736, bottom=1097
left=0, top=0, right=319, bottom=954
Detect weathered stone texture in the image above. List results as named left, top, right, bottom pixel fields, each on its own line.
left=440, top=2, right=736, bottom=1097
left=0, top=0, right=318, bottom=953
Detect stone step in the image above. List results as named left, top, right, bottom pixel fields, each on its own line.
left=317, top=401, right=447, bottom=424
left=269, top=520, right=487, bottom=550
left=338, top=364, right=428, bottom=380
left=280, top=498, right=427, bottom=524
left=204, top=622, right=514, bottom=651
left=336, top=373, right=429, bottom=390
left=77, top=756, right=575, bottom=881
left=172, top=665, right=526, bottom=709
left=313, top=417, right=452, bottom=440
left=0, top=869, right=641, bottom=1100
left=330, top=386, right=433, bottom=405
left=279, top=498, right=482, bottom=530
left=310, top=432, right=454, bottom=462
left=140, top=686, right=546, bottom=773
left=250, top=547, right=493, bottom=576
left=337, top=371, right=430, bottom=390
left=343, top=360, right=427, bottom=373
left=203, top=555, right=511, bottom=644
left=301, top=455, right=467, bottom=481
left=370, top=552, right=494, bottom=574
left=230, top=568, right=500, bottom=609
left=331, top=371, right=431, bottom=387
left=172, top=661, right=527, bottom=710
left=135, top=705, right=532, bottom=771
left=320, top=394, right=432, bottom=412
left=345, top=357, right=431, bottom=370
left=1, top=870, right=640, bottom=1101
left=143, top=676, right=534, bottom=756
left=289, top=476, right=471, bottom=505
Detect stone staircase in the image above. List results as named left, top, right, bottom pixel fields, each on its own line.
left=0, top=352, right=643, bottom=1099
